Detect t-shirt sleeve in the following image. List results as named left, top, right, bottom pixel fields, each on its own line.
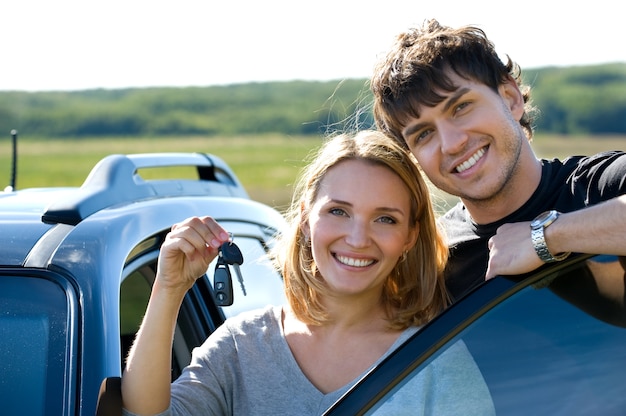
left=571, top=151, right=626, bottom=202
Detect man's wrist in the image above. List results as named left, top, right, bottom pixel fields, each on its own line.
left=530, top=210, right=571, bottom=263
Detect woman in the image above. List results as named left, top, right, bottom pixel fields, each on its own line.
left=121, top=130, right=492, bottom=415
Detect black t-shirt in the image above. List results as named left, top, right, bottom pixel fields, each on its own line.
left=441, top=151, right=626, bottom=301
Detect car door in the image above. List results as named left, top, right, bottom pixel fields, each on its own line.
left=324, top=254, right=626, bottom=415
left=119, top=220, right=286, bottom=379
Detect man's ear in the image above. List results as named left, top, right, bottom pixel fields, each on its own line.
left=499, top=76, right=525, bottom=121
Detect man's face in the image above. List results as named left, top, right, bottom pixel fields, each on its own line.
left=400, top=71, right=528, bottom=206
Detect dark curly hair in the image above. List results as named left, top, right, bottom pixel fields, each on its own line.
left=371, top=19, right=537, bottom=148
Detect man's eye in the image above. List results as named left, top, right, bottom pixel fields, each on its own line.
left=455, top=101, right=470, bottom=114
left=414, top=129, right=432, bottom=145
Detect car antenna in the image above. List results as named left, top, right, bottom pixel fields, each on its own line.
left=5, top=129, right=17, bottom=192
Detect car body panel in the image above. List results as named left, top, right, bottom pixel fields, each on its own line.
left=0, top=153, right=287, bottom=416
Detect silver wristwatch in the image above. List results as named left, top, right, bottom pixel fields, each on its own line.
left=530, top=210, right=571, bottom=263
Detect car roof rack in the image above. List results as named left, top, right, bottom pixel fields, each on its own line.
left=42, top=153, right=249, bottom=226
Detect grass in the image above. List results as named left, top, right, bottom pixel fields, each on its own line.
left=1, top=134, right=623, bottom=213
left=0, top=134, right=319, bottom=211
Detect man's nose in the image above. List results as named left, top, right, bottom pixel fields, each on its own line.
left=438, top=121, right=468, bottom=155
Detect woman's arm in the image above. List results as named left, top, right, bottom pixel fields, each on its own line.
left=121, top=216, right=230, bottom=415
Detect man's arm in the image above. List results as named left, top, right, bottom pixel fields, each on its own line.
left=486, top=195, right=626, bottom=327
left=486, top=194, right=626, bottom=279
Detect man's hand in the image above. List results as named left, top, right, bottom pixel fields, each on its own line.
left=486, top=222, right=543, bottom=280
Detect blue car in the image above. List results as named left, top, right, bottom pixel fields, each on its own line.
left=0, top=152, right=287, bottom=416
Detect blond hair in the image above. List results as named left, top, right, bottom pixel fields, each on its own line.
left=271, top=130, right=449, bottom=329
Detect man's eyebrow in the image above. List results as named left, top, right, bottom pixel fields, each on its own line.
left=402, top=87, right=471, bottom=139
left=442, top=87, right=471, bottom=113
left=403, top=122, right=427, bottom=139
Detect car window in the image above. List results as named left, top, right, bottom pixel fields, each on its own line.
left=120, top=232, right=285, bottom=377
left=355, top=257, right=626, bottom=415
left=120, top=264, right=155, bottom=369
left=208, top=236, right=286, bottom=318
left=0, top=273, right=76, bottom=416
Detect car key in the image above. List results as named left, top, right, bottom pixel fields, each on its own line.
left=220, top=240, right=247, bottom=296
left=220, top=240, right=243, bottom=265
left=213, top=256, right=234, bottom=306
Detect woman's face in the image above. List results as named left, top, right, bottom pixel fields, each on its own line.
left=305, top=159, right=418, bottom=298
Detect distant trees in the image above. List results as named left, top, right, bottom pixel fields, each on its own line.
left=524, top=63, right=626, bottom=134
left=1, top=64, right=624, bottom=138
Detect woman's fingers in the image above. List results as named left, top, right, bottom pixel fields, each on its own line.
left=158, top=216, right=231, bottom=289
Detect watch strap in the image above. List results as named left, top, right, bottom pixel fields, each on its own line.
left=530, top=211, right=571, bottom=263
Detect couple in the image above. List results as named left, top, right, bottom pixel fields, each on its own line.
left=121, top=19, right=626, bottom=415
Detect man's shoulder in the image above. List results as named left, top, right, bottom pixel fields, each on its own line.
left=439, top=202, right=483, bottom=245
left=547, top=150, right=625, bottom=174
left=544, top=151, right=626, bottom=198
left=439, top=201, right=467, bottom=229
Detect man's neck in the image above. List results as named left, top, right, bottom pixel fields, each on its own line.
left=462, top=156, right=543, bottom=225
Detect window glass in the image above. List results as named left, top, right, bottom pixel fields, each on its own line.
left=461, top=283, right=626, bottom=414
left=120, top=266, right=154, bottom=368
left=0, top=274, right=72, bottom=416
left=119, top=234, right=285, bottom=376
left=207, top=236, right=285, bottom=318
left=364, top=260, right=626, bottom=415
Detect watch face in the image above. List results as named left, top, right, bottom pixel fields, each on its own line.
left=532, top=210, right=557, bottom=228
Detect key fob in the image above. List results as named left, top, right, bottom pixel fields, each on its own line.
left=213, top=261, right=233, bottom=306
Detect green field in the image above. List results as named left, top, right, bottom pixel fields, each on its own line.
left=1, top=134, right=623, bottom=213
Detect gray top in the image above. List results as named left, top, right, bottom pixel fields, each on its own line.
left=123, top=305, right=494, bottom=415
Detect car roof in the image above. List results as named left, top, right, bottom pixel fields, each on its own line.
left=0, top=152, right=284, bottom=267
left=0, top=188, right=73, bottom=264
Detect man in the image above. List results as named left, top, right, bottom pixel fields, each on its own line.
left=369, top=19, right=626, bottom=314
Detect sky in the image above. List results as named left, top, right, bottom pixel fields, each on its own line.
left=2, top=0, right=624, bottom=92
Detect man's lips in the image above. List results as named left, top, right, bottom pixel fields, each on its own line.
left=455, top=147, right=486, bottom=173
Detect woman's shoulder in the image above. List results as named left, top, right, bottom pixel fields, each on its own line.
left=224, top=304, right=283, bottom=333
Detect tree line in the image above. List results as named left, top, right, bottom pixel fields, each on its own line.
left=1, top=63, right=625, bottom=138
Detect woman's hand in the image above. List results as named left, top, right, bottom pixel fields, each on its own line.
left=157, top=216, right=231, bottom=292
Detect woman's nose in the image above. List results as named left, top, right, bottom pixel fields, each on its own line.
left=344, top=220, right=371, bottom=248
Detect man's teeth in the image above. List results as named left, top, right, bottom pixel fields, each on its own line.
left=336, top=255, right=374, bottom=267
left=456, top=148, right=486, bottom=173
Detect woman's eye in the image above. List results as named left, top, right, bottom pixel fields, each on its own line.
left=377, top=216, right=396, bottom=224
left=329, top=208, right=347, bottom=216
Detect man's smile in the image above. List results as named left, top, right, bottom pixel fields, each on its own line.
left=455, top=147, right=486, bottom=173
